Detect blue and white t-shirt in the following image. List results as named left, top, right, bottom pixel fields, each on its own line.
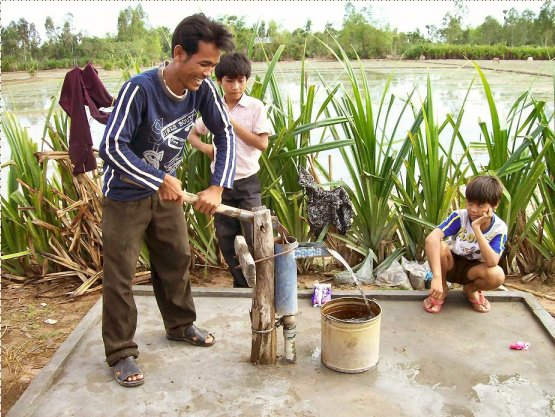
left=100, top=63, right=236, bottom=201
left=438, top=209, right=507, bottom=261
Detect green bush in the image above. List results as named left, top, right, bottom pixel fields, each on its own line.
left=403, top=43, right=555, bottom=60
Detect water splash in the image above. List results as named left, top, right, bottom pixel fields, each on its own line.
left=326, top=248, right=373, bottom=314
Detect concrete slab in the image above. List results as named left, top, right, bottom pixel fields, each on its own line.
left=7, top=288, right=555, bottom=417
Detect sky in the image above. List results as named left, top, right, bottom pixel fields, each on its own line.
left=1, top=0, right=546, bottom=40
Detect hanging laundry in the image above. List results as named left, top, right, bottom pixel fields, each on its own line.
left=298, top=167, right=353, bottom=236
left=59, top=63, right=114, bottom=174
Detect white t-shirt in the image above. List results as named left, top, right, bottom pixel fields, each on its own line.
left=194, top=93, right=271, bottom=180
left=438, top=209, right=508, bottom=261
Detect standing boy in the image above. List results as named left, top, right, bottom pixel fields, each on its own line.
left=99, top=14, right=236, bottom=387
left=188, top=52, right=271, bottom=288
left=423, top=175, right=507, bottom=314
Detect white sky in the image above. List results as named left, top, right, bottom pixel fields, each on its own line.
left=1, top=0, right=546, bottom=40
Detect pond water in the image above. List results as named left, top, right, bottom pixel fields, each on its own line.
left=2, top=60, right=553, bottom=187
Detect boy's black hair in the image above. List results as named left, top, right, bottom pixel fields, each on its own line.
left=465, top=175, right=503, bottom=206
left=172, top=13, right=234, bottom=56
left=214, top=52, right=251, bottom=80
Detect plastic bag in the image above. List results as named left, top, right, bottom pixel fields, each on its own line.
left=333, top=252, right=375, bottom=285
left=375, top=260, right=412, bottom=289
left=400, top=257, right=430, bottom=290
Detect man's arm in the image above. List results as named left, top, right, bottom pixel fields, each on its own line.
left=195, top=185, right=223, bottom=214
left=193, top=79, right=236, bottom=213
left=99, top=81, right=165, bottom=191
left=159, top=174, right=185, bottom=204
left=198, top=79, right=236, bottom=190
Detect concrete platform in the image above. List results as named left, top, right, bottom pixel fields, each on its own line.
left=7, top=288, right=555, bottom=417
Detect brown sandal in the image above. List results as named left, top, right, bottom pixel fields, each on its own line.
left=166, top=325, right=216, bottom=346
left=112, top=356, right=144, bottom=387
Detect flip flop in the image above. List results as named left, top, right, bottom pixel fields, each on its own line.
left=466, top=290, right=491, bottom=313
left=423, top=296, right=445, bottom=314
left=111, top=356, right=144, bottom=387
left=166, top=325, right=216, bottom=347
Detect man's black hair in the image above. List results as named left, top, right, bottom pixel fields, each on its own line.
left=172, top=13, right=234, bottom=56
left=215, top=52, right=251, bottom=80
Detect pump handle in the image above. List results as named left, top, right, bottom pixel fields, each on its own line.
left=182, top=191, right=255, bottom=222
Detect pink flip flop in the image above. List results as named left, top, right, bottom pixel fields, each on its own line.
left=423, top=296, right=445, bottom=314
left=466, top=290, right=491, bottom=313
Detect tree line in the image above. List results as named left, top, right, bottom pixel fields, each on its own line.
left=2, top=0, right=555, bottom=72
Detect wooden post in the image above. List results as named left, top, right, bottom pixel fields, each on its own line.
left=250, top=207, right=276, bottom=364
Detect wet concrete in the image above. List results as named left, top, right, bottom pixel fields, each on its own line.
left=7, top=288, right=555, bottom=417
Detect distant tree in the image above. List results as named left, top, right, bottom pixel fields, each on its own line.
left=117, top=4, right=147, bottom=42
left=152, top=26, right=172, bottom=57
left=218, top=15, right=252, bottom=54
left=425, top=24, right=440, bottom=42
left=473, top=16, right=503, bottom=45
left=267, top=20, right=280, bottom=39
left=257, top=21, right=267, bottom=38
left=1, top=23, right=19, bottom=56
left=304, top=19, right=312, bottom=34
left=341, top=3, right=377, bottom=57
left=287, top=28, right=308, bottom=59
left=3, top=18, right=42, bottom=66
left=311, top=23, right=340, bottom=59
left=406, top=29, right=427, bottom=44
left=502, top=8, right=520, bottom=46
left=39, top=14, right=82, bottom=63
left=453, top=0, right=469, bottom=21
left=60, top=15, right=83, bottom=65
left=519, top=10, right=536, bottom=45
left=45, top=16, right=58, bottom=42
left=1, top=23, right=21, bottom=70
left=536, top=0, right=555, bottom=46
left=439, top=12, right=465, bottom=44
left=343, top=1, right=356, bottom=23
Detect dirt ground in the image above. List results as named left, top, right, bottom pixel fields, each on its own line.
left=1, top=270, right=554, bottom=416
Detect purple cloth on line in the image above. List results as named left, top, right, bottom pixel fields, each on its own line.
left=59, top=63, right=114, bottom=174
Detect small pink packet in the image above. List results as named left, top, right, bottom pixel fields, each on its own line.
left=509, top=341, right=530, bottom=350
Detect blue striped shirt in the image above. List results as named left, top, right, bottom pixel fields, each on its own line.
left=100, top=64, right=236, bottom=201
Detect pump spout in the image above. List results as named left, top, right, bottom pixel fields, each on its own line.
left=282, top=315, right=297, bottom=363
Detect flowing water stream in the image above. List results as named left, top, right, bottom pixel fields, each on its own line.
left=326, top=248, right=373, bottom=315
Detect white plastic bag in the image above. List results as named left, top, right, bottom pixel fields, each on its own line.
left=400, top=257, right=430, bottom=290
left=375, top=260, right=412, bottom=289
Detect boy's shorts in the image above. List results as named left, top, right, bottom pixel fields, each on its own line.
left=446, top=252, right=481, bottom=285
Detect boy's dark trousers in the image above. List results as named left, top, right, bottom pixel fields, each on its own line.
left=215, top=174, right=262, bottom=288
left=102, top=193, right=196, bottom=367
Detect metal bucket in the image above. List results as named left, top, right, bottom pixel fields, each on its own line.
left=321, top=297, right=381, bottom=373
